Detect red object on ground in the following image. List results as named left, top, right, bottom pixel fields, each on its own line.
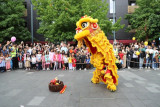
left=60, top=85, right=67, bottom=94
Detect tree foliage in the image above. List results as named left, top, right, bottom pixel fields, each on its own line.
left=125, top=0, right=160, bottom=41
left=0, top=0, right=31, bottom=43
left=32, top=0, right=124, bottom=42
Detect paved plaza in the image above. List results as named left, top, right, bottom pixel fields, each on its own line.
left=0, top=68, right=160, bottom=107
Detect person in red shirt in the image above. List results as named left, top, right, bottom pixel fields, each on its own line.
left=72, top=56, right=76, bottom=70
left=118, top=50, right=124, bottom=65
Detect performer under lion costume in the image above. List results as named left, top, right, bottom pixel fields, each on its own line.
left=74, top=15, right=119, bottom=91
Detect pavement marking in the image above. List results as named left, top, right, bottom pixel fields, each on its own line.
left=26, top=72, right=34, bottom=75
left=81, top=98, right=115, bottom=100
left=148, top=83, right=160, bottom=88
left=5, top=89, right=22, bottom=96
left=119, top=71, right=146, bottom=81
left=124, top=83, right=134, bottom=87
left=57, top=74, right=64, bottom=77
left=145, top=87, right=160, bottom=93
left=144, top=70, right=150, bottom=72
left=135, top=80, right=145, bottom=84
left=27, top=96, right=45, bottom=106
left=69, top=70, right=74, bottom=72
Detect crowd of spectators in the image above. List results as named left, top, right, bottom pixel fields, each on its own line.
left=114, top=40, right=160, bottom=70
left=0, top=40, right=160, bottom=72
left=0, top=41, right=91, bottom=72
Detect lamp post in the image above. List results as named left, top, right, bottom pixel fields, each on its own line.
left=113, top=0, right=116, bottom=41
left=30, top=0, right=33, bottom=44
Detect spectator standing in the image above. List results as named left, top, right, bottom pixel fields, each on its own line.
left=49, top=49, right=54, bottom=69
left=118, top=50, right=124, bottom=66
left=45, top=51, right=50, bottom=70
left=63, top=54, right=68, bottom=70
left=31, top=54, right=37, bottom=70
left=139, top=45, right=145, bottom=69
left=2, top=47, right=8, bottom=56
left=75, top=53, right=80, bottom=70
left=9, top=54, right=13, bottom=70
left=152, top=47, right=158, bottom=69
left=122, top=47, right=127, bottom=68
left=18, top=53, right=24, bottom=69
left=25, top=54, right=31, bottom=70
left=36, top=51, right=42, bottom=70
left=72, top=56, right=76, bottom=70
left=153, top=53, right=159, bottom=70
left=132, top=48, right=139, bottom=68
left=145, top=46, right=153, bottom=69
left=58, top=51, right=62, bottom=69
left=41, top=52, right=45, bottom=70
left=68, top=54, right=72, bottom=70
left=81, top=52, right=86, bottom=70
left=11, top=44, right=18, bottom=69
left=5, top=54, right=11, bottom=71
left=113, top=45, right=118, bottom=57
left=61, top=44, right=68, bottom=54
left=0, top=53, right=5, bottom=72
left=86, top=56, right=90, bottom=69
left=53, top=51, right=58, bottom=70
left=126, top=47, right=133, bottom=69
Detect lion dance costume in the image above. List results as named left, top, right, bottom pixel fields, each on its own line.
left=74, top=15, right=119, bottom=91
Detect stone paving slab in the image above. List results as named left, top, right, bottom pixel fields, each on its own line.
left=0, top=69, right=160, bottom=107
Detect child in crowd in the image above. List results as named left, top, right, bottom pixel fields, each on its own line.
left=5, top=54, right=11, bottom=71
left=31, top=54, right=37, bottom=70
left=42, top=52, right=46, bottom=70
left=58, top=51, right=62, bottom=69
left=63, top=54, right=68, bottom=70
left=115, top=56, right=122, bottom=69
left=118, top=50, right=124, bottom=65
left=18, top=53, right=24, bottom=69
left=153, top=53, right=159, bottom=70
left=45, top=51, right=50, bottom=70
left=68, top=54, right=72, bottom=70
left=86, top=56, right=90, bottom=69
left=0, top=53, right=5, bottom=72
left=61, top=53, right=65, bottom=70
left=23, top=50, right=27, bottom=68
left=49, top=49, right=54, bottom=69
left=25, top=54, right=31, bottom=70
left=72, top=56, right=76, bottom=70
left=9, top=54, right=13, bottom=70
left=36, top=51, right=42, bottom=70
left=53, top=51, right=58, bottom=70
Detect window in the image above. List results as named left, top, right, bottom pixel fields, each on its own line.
left=110, top=0, right=115, bottom=13
left=128, top=0, right=136, bottom=6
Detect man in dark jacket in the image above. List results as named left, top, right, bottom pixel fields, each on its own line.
left=126, top=47, right=133, bottom=68
left=139, top=45, right=145, bottom=69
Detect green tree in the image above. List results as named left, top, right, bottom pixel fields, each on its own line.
left=125, top=0, right=160, bottom=41
left=0, top=0, right=31, bottom=43
left=32, top=0, right=124, bottom=42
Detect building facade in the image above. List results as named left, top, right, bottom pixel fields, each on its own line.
left=24, top=0, right=44, bottom=41
left=24, top=0, right=137, bottom=42
left=107, top=0, right=137, bottom=42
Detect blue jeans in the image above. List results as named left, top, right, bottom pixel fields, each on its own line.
left=139, top=58, right=144, bottom=68
left=145, top=58, right=151, bottom=68
left=154, top=62, right=158, bottom=69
